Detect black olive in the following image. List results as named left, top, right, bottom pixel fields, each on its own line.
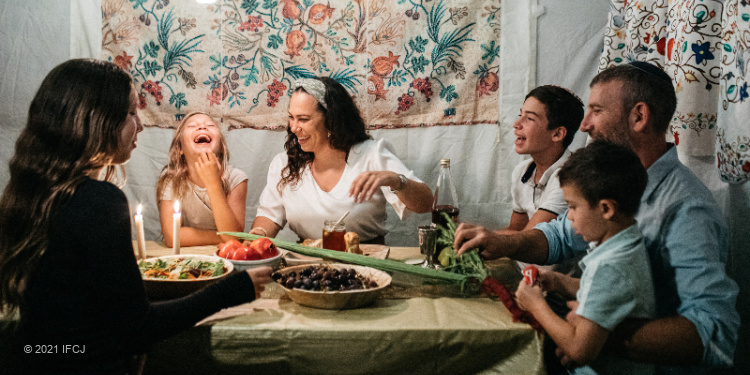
left=285, top=278, right=295, bottom=288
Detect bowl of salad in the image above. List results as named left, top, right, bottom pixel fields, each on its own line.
left=139, top=255, right=233, bottom=300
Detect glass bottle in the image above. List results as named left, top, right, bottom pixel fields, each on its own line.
left=431, top=159, right=460, bottom=230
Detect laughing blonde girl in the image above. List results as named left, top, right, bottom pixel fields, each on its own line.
left=157, top=112, right=248, bottom=246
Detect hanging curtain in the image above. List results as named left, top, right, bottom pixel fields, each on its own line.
left=100, top=0, right=502, bottom=130
left=717, top=0, right=750, bottom=183
left=600, top=0, right=749, bottom=183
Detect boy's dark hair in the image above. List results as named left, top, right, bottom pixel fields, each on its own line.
left=525, top=85, right=584, bottom=148
left=558, top=140, right=647, bottom=217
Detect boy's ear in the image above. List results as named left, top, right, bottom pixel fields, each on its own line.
left=552, top=126, right=567, bottom=143
left=599, top=199, right=617, bottom=220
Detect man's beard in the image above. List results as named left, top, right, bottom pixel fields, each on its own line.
left=592, top=118, right=634, bottom=150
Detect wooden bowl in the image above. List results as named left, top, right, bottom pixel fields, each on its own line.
left=140, top=255, right=233, bottom=301
left=276, top=263, right=392, bottom=310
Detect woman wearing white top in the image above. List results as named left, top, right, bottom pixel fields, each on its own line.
left=250, top=77, right=433, bottom=243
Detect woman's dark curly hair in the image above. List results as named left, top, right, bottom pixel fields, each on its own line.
left=278, top=77, right=371, bottom=192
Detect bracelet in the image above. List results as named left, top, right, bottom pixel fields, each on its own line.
left=252, top=227, right=268, bottom=237
left=390, top=174, right=407, bottom=193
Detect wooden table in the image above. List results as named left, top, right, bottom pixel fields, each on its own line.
left=137, top=241, right=544, bottom=375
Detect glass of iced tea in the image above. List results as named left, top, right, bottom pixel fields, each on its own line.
left=322, top=220, right=346, bottom=251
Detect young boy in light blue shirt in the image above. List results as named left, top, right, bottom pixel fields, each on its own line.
left=516, top=140, right=656, bottom=375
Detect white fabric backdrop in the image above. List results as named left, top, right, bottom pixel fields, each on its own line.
left=0, top=0, right=746, bottom=370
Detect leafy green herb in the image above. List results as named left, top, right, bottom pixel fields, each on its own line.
left=435, top=212, right=488, bottom=282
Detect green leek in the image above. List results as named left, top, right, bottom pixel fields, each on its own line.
left=218, top=232, right=474, bottom=287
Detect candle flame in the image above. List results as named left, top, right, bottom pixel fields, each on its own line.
left=137, top=204, right=142, bottom=216
left=174, top=200, right=180, bottom=213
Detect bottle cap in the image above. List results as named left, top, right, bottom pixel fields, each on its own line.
left=440, top=159, right=450, bottom=166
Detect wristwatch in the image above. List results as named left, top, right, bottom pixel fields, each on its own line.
left=390, top=174, right=407, bottom=192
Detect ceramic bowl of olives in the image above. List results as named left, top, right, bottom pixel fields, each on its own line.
left=272, top=263, right=392, bottom=310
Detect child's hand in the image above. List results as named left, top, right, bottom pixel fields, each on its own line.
left=246, top=266, right=273, bottom=299
left=515, top=279, right=545, bottom=312
left=194, top=152, right=222, bottom=190
left=538, top=269, right=560, bottom=292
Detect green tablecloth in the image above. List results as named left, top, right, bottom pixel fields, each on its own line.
left=144, top=296, right=544, bottom=375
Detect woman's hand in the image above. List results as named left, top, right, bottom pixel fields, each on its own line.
left=515, top=278, right=545, bottom=312
left=194, top=152, right=223, bottom=191
left=246, top=266, right=273, bottom=299
left=349, top=171, right=401, bottom=203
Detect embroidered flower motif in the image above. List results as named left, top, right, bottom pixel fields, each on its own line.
left=239, top=15, right=263, bottom=32
left=266, top=79, right=287, bottom=107
left=692, top=41, right=714, bottom=65
left=673, top=131, right=680, bottom=145
left=410, top=77, right=433, bottom=101
left=395, top=93, right=414, bottom=115
left=367, top=75, right=388, bottom=101
left=207, top=85, right=227, bottom=106
left=138, top=93, right=147, bottom=110
left=114, top=51, right=133, bottom=71
left=476, top=72, right=499, bottom=97
left=743, top=161, right=750, bottom=174
left=740, top=82, right=748, bottom=102
left=141, top=80, right=163, bottom=105
left=284, top=30, right=306, bottom=57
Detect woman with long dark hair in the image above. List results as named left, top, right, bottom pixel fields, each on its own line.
left=250, top=77, right=432, bottom=243
left=0, top=59, right=271, bottom=374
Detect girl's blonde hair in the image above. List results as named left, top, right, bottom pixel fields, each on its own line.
left=156, top=111, right=231, bottom=202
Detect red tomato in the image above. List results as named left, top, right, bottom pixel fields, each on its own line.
left=218, top=240, right=241, bottom=259
left=232, top=245, right=252, bottom=260
left=250, top=237, right=278, bottom=259
left=246, top=248, right=262, bottom=261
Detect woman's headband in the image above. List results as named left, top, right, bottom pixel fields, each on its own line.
left=292, top=78, right=327, bottom=109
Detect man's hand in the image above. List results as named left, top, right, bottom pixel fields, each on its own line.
left=454, top=223, right=504, bottom=259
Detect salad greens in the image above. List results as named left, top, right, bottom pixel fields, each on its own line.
left=139, top=257, right=226, bottom=280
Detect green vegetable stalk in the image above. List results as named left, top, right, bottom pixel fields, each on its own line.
left=219, top=231, right=477, bottom=290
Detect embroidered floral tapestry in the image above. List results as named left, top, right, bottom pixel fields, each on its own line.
left=600, top=0, right=750, bottom=183
left=101, top=0, right=501, bottom=130
left=717, top=0, right=750, bottom=184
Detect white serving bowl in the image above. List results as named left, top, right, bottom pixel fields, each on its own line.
left=216, top=249, right=284, bottom=271
left=140, top=254, right=233, bottom=300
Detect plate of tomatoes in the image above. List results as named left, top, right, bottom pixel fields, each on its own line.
left=216, top=237, right=283, bottom=271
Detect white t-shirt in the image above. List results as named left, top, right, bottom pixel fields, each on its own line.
left=510, top=149, right=571, bottom=217
left=160, top=165, right=248, bottom=230
left=256, top=139, right=422, bottom=242
left=511, top=150, right=575, bottom=273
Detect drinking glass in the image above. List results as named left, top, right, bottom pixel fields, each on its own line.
left=322, top=220, right=346, bottom=251
left=418, top=225, right=438, bottom=268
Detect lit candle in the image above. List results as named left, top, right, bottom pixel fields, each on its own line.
left=173, top=200, right=181, bottom=255
left=134, top=204, right=146, bottom=260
